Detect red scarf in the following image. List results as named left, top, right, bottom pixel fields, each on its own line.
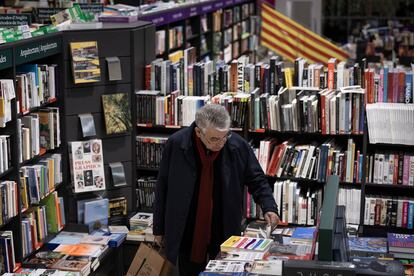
left=190, top=133, right=220, bottom=263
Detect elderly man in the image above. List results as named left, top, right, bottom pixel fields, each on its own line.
left=153, top=104, right=279, bottom=276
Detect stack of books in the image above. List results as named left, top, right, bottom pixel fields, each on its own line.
left=387, top=233, right=414, bottom=259
left=127, top=212, right=154, bottom=242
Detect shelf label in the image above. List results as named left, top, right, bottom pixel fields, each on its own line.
left=225, top=0, right=234, bottom=6
left=0, top=14, right=31, bottom=27
left=202, top=5, right=213, bottom=12
left=172, top=12, right=184, bottom=20
left=34, top=8, right=64, bottom=23
left=16, top=37, right=61, bottom=64
left=0, top=49, right=12, bottom=70
left=78, top=3, right=104, bottom=14
left=189, top=6, right=198, bottom=17
left=214, top=2, right=224, bottom=8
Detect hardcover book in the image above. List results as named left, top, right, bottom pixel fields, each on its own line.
left=387, top=233, right=414, bottom=253
left=101, top=93, right=131, bottom=135
left=69, top=139, right=105, bottom=193
left=220, top=236, right=273, bottom=253
left=70, top=41, right=101, bottom=84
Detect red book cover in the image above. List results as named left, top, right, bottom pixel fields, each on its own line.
left=144, top=64, right=151, bottom=90
left=402, top=201, right=409, bottom=228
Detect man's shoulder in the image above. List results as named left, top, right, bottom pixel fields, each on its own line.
left=227, top=132, right=250, bottom=151
left=167, top=126, right=192, bottom=144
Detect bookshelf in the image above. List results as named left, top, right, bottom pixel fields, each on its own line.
left=0, top=20, right=155, bottom=274
left=128, top=0, right=259, bottom=63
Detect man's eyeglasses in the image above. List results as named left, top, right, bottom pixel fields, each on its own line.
left=200, top=130, right=232, bottom=144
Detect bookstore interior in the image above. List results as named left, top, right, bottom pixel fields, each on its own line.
left=0, top=0, right=413, bottom=275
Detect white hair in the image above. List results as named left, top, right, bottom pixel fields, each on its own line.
left=195, top=104, right=230, bottom=131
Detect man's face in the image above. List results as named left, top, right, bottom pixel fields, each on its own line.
left=196, top=126, right=230, bottom=152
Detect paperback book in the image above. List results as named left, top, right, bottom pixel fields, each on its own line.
left=70, top=41, right=101, bottom=84
left=69, top=139, right=105, bottom=193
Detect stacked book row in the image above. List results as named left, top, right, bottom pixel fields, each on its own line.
left=254, top=138, right=363, bottom=183
left=20, top=154, right=62, bottom=207
left=136, top=176, right=156, bottom=211
left=16, top=64, right=58, bottom=114
left=0, top=135, right=11, bottom=175
left=0, top=80, right=16, bottom=128
left=366, top=151, right=414, bottom=185
left=136, top=134, right=168, bottom=169
left=364, top=195, right=414, bottom=229
left=0, top=181, right=18, bottom=226
left=18, top=107, right=61, bottom=163
left=338, top=188, right=361, bottom=225
left=273, top=181, right=322, bottom=226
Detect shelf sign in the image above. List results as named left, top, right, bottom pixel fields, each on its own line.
left=189, top=6, right=198, bottom=17
left=0, top=49, right=12, bottom=70
left=214, top=2, right=224, bottom=8
left=201, top=4, right=213, bottom=12
left=16, top=37, right=61, bottom=64
left=0, top=14, right=31, bottom=27
left=225, top=0, right=234, bottom=7
left=34, top=8, right=64, bottom=23
left=78, top=3, right=104, bottom=14
left=172, top=12, right=184, bottom=20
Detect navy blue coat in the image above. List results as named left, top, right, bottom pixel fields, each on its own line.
left=153, top=122, right=278, bottom=264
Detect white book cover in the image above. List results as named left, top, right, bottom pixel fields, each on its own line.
left=69, top=139, right=105, bottom=193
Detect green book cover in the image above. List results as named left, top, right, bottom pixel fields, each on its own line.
left=41, top=192, right=59, bottom=233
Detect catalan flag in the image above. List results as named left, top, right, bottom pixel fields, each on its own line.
left=260, top=2, right=349, bottom=65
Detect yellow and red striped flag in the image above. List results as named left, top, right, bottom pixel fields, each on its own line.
left=260, top=2, right=349, bottom=65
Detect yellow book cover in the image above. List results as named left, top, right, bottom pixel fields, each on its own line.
left=169, top=50, right=183, bottom=63
left=70, top=41, right=101, bottom=84
left=101, top=93, right=131, bottom=135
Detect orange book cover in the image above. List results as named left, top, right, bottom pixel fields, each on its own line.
left=54, top=244, right=102, bottom=256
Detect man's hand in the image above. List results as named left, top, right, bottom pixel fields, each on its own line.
left=154, top=235, right=164, bottom=247
left=264, top=211, right=280, bottom=231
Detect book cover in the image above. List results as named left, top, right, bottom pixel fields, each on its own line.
left=70, top=41, right=101, bottom=84
left=84, top=198, right=109, bottom=232
left=387, top=233, right=414, bottom=253
left=69, top=139, right=105, bottom=193
left=101, top=93, right=131, bottom=135
left=291, top=227, right=316, bottom=241
left=204, top=260, right=253, bottom=273
left=263, top=243, right=313, bottom=260
left=250, top=260, right=282, bottom=275
left=348, top=237, right=387, bottom=253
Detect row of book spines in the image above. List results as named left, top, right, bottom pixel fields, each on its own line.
left=20, top=154, right=63, bottom=207
left=273, top=181, right=320, bottom=226
left=0, top=231, right=16, bottom=273
left=245, top=191, right=263, bottom=220
left=18, top=108, right=61, bottom=164
left=135, top=92, right=364, bottom=134
left=258, top=140, right=363, bottom=183
left=21, top=194, right=65, bottom=257
left=0, top=181, right=18, bottom=227
left=250, top=90, right=364, bottom=135
left=136, top=187, right=155, bottom=211
left=366, top=153, right=414, bottom=186
left=16, top=64, right=59, bottom=114
left=364, top=197, right=414, bottom=229
left=365, top=68, right=413, bottom=104
left=0, top=135, right=12, bottom=174
left=136, top=140, right=165, bottom=167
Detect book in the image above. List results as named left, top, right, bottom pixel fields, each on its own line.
left=101, top=93, right=131, bottom=135
left=53, top=244, right=105, bottom=257
left=84, top=198, right=109, bottom=232
left=220, top=236, right=273, bottom=253
left=250, top=260, right=283, bottom=275
left=68, top=139, right=105, bottom=193
left=387, top=233, right=414, bottom=254
left=204, top=260, right=253, bottom=273
left=70, top=41, right=101, bottom=84
left=263, top=243, right=313, bottom=260
left=215, top=251, right=264, bottom=262
left=348, top=237, right=387, bottom=254
left=350, top=256, right=405, bottom=276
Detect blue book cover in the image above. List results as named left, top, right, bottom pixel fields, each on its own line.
left=17, top=64, right=39, bottom=86
left=91, top=229, right=126, bottom=247
left=383, top=66, right=388, bottom=102
left=408, top=202, right=414, bottom=230
left=291, top=227, right=316, bottom=240
left=84, top=198, right=109, bottom=232
left=405, top=72, right=413, bottom=104
left=348, top=237, right=387, bottom=253
left=387, top=233, right=414, bottom=249
left=76, top=197, right=99, bottom=223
